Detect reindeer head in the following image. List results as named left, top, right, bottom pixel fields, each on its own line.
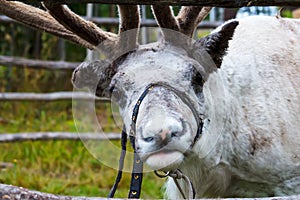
left=73, top=7, right=240, bottom=172
left=1, top=1, right=237, bottom=171
left=70, top=6, right=238, bottom=171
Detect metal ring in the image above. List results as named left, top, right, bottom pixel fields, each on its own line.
left=154, top=170, right=170, bottom=178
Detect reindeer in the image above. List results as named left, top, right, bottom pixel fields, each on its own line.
left=1, top=1, right=300, bottom=199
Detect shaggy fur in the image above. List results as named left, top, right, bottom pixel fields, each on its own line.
left=74, top=15, right=300, bottom=199
left=73, top=17, right=300, bottom=199
left=194, top=21, right=239, bottom=68
left=166, top=16, right=300, bottom=198
left=67, top=3, right=300, bottom=196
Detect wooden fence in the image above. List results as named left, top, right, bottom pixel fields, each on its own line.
left=1, top=1, right=300, bottom=199
left=0, top=4, right=223, bottom=141
left=0, top=4, right=224, bottom=149
left=0, top=15, right=222, bottom=29
left=18, top=0, right=300, bottom=7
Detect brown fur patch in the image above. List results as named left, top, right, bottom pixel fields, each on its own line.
left=250, top=131, right=272, bottom=156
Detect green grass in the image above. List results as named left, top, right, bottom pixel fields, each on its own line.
left=0, top=101, right=164, bottom=199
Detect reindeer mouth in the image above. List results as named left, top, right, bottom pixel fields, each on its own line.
left=140, top=150, right=184, bottom=171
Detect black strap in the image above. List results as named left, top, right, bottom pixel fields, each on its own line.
left=108, top=85, right=150, bottom=198
left=131, top=82, right=203, bottom=145
left=127, top=85, right=151, bottom=198
left=108, top=127, right=144, bottom=199
left=108, top=126, right=127, bottom=198
left=129, top=84, right=154, bottom=136
left=108, top=84, right=149, bottom=198
left=128, top=135, right=143, bottom=198
left=108, top=82, right=202, bottom=199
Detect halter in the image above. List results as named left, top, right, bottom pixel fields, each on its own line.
left=108, top=82, right=203, bottom=199
left=130, top=82, right=203, bottom=146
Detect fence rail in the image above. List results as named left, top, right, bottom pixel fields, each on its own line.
left=0, top=55, right=79, bottom=70
left=0, top=15, right=222, bottom=29
left=17, top=0, right=300, bottom=7
left=0, top=183, right=299, bottom=200
left=0, top=132, right=120, bottom=143
left=0, top=184, right=105, bottom=200
left=0, top=92, right=109, bottom=101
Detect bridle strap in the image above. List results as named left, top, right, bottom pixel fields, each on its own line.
left=128, top=135, right=143, bottom=198
left=109, top=82, right=202, bottom=198
left=127, top=85, right=155, bottom=198
left=127, top=82, right=202, bottom=198
left=107, top=126, right=127, bottom=198
left=129, top=84, right=154, bottom=136
left=130, top=82, right=203, bottom=146
left=108, top=128, right=144, bottom=199
left=108, top=86, right=152, bottom=199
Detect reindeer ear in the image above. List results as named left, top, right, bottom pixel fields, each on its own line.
left=193, top=21, right=239, bottom=68
left=72, top=60, right=116, bottom=97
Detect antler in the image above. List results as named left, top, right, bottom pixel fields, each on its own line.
left=0, top=0, right=95, bottom=49
left=196, top=7, right=213, bottom=25
left=42, top=1, right=117, bottom=47
left=118, top=5, right=140, bottom=33
left=151, top=5, right=180, bottom=32
left=152, top=6, right=212, bottom=39
left=177, top=6, right=211, bottom=37
left=0, top=1, right=140, bottom=54
left=42, top=2, right=140, bottom=55
left=118, top=5, right=140, bottom=51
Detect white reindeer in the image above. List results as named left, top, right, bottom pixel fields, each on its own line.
left=2, top=1, right=300, bottom=199
left=74, top=13, right=300, bottom=199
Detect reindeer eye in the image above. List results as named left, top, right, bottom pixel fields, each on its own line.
left=143, top=136, right=154, bottom=143
left=192, top=70, right=204, bottom=95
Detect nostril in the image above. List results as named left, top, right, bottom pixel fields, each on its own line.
left=171, top=131, right=180, bottom=138
left=143, top=136, right=154, bottom=143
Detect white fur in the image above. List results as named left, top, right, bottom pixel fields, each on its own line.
left=112, top=16, right=300, bottom=198
left=164, top=16, right=300, bottom=198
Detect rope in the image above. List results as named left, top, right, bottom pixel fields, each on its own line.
left=155, top=169, right=195, bottom=199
